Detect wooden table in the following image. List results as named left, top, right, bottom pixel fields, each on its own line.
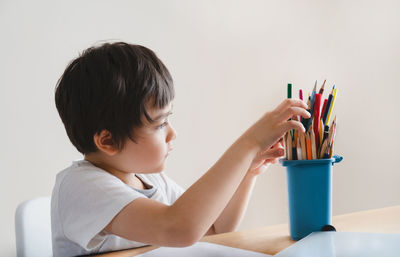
left=96, top=205, right=400, bottom=256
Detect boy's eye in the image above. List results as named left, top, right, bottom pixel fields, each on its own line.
left=156, top=121, right=168, bottom=129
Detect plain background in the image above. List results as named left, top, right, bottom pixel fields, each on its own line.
left=1, top=0, right=400, bottom=256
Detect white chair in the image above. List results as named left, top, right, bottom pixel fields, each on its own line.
left=15, top=196, right=53, bottom=257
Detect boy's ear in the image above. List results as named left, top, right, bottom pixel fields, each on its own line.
left=93, top=130, right=119, bottom=156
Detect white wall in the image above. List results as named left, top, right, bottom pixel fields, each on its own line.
left=1, top=0, right=400, bottom=255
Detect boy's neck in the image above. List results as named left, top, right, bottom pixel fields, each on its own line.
left=84, top=154, right=146, bottom=190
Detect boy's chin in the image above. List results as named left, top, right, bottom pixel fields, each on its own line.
left=149, top=163, right=165, bottom=173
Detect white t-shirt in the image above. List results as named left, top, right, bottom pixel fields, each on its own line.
left=51, top=159, right=185, bottom=257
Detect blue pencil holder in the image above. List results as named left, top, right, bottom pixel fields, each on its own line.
left=281, top=155, right=343, bottom=241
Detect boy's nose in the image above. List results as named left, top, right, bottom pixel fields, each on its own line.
left=166, top=124, right=177, bottom=142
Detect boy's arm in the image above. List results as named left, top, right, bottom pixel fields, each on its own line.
left=211, top=172, right=257, bottom=234
left=212, top=142, right=284, bottom=234
left=104, top=99, right=309, bottom=247
left=105, top=137, right=259, bottom=246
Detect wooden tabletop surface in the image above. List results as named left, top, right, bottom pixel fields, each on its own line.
left=96, top=205, right=400, bottom=256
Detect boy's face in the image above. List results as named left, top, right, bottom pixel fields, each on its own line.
left=112, top=102, right=176, bottom=174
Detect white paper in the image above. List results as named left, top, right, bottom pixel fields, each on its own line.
left=136, top=242, right=271, bottom=257
left=275, top=232, right=400, bottom=257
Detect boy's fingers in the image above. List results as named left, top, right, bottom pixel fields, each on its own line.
left=268, top=158, right=278, bottom=164
left=270, top=140, right=281, bottom=149
left=279, top=138, right=284, bottom=147
left=274, top=98, right=308, bottom=113
left=263, top=157, right=278, bottom=165
left=260, top=147, right=285, bottom=159
left=282, top=120, right=306, bottom=134
left=278, top=107, right=310, bottom=122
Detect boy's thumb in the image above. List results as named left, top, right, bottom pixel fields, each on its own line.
left=261, top=147, right=284, bottom=159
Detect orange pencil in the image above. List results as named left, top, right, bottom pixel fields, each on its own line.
left=306, top=132, right=312, bottom=160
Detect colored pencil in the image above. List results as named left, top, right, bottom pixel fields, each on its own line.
left=327, top=118, right=335, bottom=145
left=310, top=82, right=317, bottom=119
left=306, top=132, right=312, bottom=160
left=310, top=129, right=317, bottom=159
left=329, top=142, right=334, bottom=158
left=300, top=133, right=307, bottom=160
left=320, top=140, right=328, bottom=159
left=321, top=99, right=328, bottom=121
left=322, top=87, right=334, bottom=124
left=330, top=117, right=337, bottom=145
left=313, top=93, right=322, bottom=149
left=287, top=83, right=292, bottom=99
left=296, top=137, right=302, bottom=160
left=320, top=120, right=324, bottom=144
left=284, top=133, right=289, bottom=159
left=302, top=95, right=312, bottom=132
left=319, top=79, right=326, bottom=95
left=325, top=87, right=337, bottom=126
left=287, top=133, right=292, bottom=160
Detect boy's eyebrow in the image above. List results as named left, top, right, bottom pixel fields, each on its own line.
left=153, top=111, right=172, bottom=121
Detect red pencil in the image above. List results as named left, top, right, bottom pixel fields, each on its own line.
left=321, top=99, right=328, bottom=120
left=313, top=93, right=322, bottom=150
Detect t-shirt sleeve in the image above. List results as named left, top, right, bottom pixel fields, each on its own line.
left=57, top=168, right=146, bottom=250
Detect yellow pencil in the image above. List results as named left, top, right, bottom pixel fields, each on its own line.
left=325, top=88, right=337, bottom=126
left=319, top=118, right=323, bottom=146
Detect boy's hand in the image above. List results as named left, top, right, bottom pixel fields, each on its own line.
left=247, top=140, right=284, bottom=176
left=242, top=99, right=310, bottom=152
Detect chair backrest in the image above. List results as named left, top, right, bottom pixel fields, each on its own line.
left=15, top=196, right=53, bottom=257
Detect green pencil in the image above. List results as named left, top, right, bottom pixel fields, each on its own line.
left=287, top=83, right=292, bottom=98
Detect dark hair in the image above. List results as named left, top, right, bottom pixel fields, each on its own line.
left=55, top=42, right=174, bottom=154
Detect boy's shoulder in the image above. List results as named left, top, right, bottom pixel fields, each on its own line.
left=56, top=160, right=108, bottom=181
left=54, top=160, right=123, bottom=196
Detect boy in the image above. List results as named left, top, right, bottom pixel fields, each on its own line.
left=52, top=42, right=309, bottom=257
